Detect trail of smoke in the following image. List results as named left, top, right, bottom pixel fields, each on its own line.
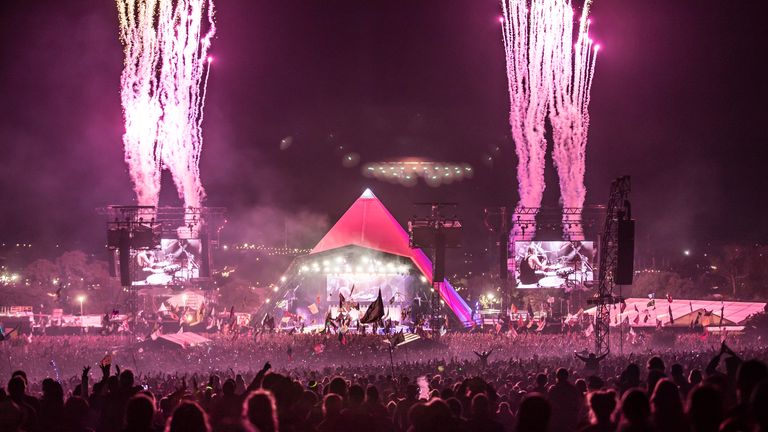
left=500, top=0, right=554, bottom=217
left=117, top=0, right=215, bottom=210
left=549, top=0, right=599, bottom=239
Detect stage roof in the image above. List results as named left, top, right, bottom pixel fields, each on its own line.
left=308, top=188, right=473, bottom=325
left=584, top=297, right=766, bottom=327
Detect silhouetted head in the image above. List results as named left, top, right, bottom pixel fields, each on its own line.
left=322, top=393, right=343, bottom=418
left=222, top=378, right=236, bottom=396
left=348, top=384, right=364, bottom=405
left=556, top=368, right=569, bottom=383
left=647, top=356, right=665, bottom=372
left=621, top=389, right=650, bottom=425
left=736, top=359, right=767, bottom=402
left=119, top=369, right=135, bottom=389
left=589, top=390, right=617, bottom=423
left=471, top=393, right=491, bottom=419
left=243, top=390, right=278, bottom=432
left=166, top=401, right=210, bottom=432
left=687, top=385, right=723, bottom=432
left=125, top=394, right=155, bottom=431
left=517, top=394, right=551, bottom=432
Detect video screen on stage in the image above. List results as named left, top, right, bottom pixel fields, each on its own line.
left=132, top=239, right=202, bottom=286
left=326, top=275, right=407, bottom=305
left=514, top=241, right=594, bottom=289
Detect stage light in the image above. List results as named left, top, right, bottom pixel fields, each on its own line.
left=420, top=276, right=428, bottom=283
left=280, top=276, right=286, bottom=282
left=273, top=286, right=279, bottom=292
left=265, top=298, right=270, bottom=304
left=684, top=250, right=690, bottom=256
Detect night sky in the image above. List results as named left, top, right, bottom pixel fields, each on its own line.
left=0, top=0, right=766, bottom=257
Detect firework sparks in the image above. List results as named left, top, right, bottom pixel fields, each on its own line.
left=501, top=0, right=598, bottom=238
left=550, top=1, right=599, bottom=239
left=117, top=0, right=216, bottom=208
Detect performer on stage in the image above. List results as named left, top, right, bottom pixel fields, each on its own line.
left=519, top=245, right=555, bottom=285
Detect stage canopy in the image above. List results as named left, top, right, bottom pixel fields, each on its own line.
left=584, top=297, right=766, bottom=328
left=265, top=189, right=474, bottom=326
left=151, top=332, right=211, bottom=349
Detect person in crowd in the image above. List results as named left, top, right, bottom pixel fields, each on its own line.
left=165, top=401, right=211, bottom=432
left=548, top=367, right=583, bottom=432
left=649, top=379, right=687, bottom=432
left=580, top=390, right=617, bottom=432
left=617, top=389, right=653, bottom=432
left=516, top=394, right=550, bottom=432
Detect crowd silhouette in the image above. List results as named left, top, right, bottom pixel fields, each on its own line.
left=1, top=335, right=768, bottom=432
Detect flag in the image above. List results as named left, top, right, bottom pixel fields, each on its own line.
left=339, top=293, right=345, bottom=309
left=633, top=314, right=640, bottom=325
left=308, top=303, right=319, bottom=315
left=668, top=305, right=674, bottom=325
left=656, top=318, right=662, bottom=329
left=643, top=312, right=650, bottom=323
left=667, top=293, right=673, bottom=303
left=527, top=301, right=534, bottom=319
left=634, top=304, right=640, bottom=313
left=584, top=323, right=594, bottom=337
left=508, top=325, right=518, bottom=338
left=511, top=304, right=518, bottom=314
left=228, top=306, right=235, bottom=323
left=702, top=310, right=713, bottom=327
left=536, top=319, right=547, bottom=332
left=620, top=300, right=627, bottom=313
left=719, top=303, right=725, bottom=326
left=360, top=289, right=385, bottom=324
left=647, top=299, right=655, bottom=308
left=313, top=343, right=325, bottom=354
left=390, top=330, right=406, bottom=346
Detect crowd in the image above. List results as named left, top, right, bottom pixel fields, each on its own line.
left=1, top=331, right=768, bottom=431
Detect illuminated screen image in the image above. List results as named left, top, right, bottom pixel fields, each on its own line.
left=514, top=241, right=594, bottom=289
left=326, top=275, right=408, bottom=305
left=132, top=239, right=202, bottom=286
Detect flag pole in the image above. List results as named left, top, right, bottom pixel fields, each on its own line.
left=388, top=342, right=395, bottom=377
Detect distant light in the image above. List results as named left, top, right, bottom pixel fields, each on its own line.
left=594, top=44, right=601, bottom=51
left=683, top=250, right=690, bottom=256
left=207, top=56, right=213, bottom=63
left=280, top=276, right=286, bottom=282
left=77, top=295, right=86, bottom=303
left=265, top=298, right=271, bottom=304
left=498, top=16, right=504, bottom=23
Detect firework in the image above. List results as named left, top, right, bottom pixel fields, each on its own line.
left=501, top=0, right=598, bottom=239
left=117, top=0, right=215, bottom=208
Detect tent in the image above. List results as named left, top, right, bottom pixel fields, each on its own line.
left=152, top=332, right=211, bottom=349
left=262, top=189, right=474, bottom=326
left=584, top=297, right=766, bottom=328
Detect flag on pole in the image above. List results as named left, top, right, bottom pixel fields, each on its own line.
left=719, top=303, right=725, bottom=326
left=360, top=289, right=385, bottom=324
left=668, top=305, right=674, bottom=325
left=339, top=293, right=345, bottom=309
left=308, top=303, right=319, bottom=315
left=527, top=301, right=534, bottom=319
left=536, top=319, right=547, bottom=332
left=584, top=323, right=594, bottom=337
left=620, top=300, right=627, bottom=313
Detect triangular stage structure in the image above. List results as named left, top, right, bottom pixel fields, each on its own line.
left=264, top=189, right=474, bottom=326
